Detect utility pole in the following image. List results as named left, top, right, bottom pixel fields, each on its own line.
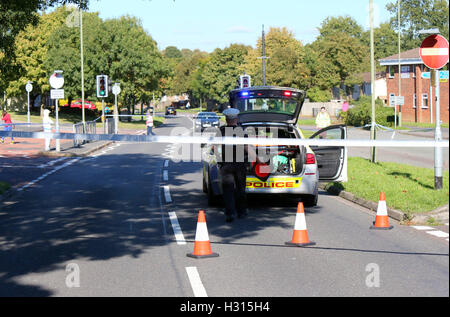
left=370, top=0, right=377, bottom=163
left=80, top=6, right=86, bottom=126
left=258, top=25, right=269, bottom=86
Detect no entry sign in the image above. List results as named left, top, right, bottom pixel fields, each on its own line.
left=420, top=34, right=449, bottom=70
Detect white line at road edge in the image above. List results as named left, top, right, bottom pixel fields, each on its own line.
left=163, top=186, right=172, bottom=203
left=17, top=158, right=81, bottom=192
left=186, top=267, right=208, bottom=297
left=168, top=211, right=186, bottom=245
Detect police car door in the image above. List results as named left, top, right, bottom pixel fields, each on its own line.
left=309, top=124, right=348, bottom=182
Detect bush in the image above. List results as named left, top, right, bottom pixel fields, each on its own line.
left=307, top=87, right=331, bottom=102
left=341, top=96, right=395, bottom=127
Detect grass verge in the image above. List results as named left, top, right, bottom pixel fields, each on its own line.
left=0, top=181, right=11, bottom=195
left=324, top=157, right=449, bottom=218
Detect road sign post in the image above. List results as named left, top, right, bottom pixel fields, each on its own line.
left=112, top=83, right=121, bottom=134
left=49, top=71, right=64, bottom=152
left=25, top=82, right=33, bottom=124
left=420, top=34, right=449, bottom=190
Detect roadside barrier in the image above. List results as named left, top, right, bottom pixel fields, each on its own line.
left=370, top=192, right=394, bottom=230
left=187, top=210, right=219, bottom=259
left=0, top=130, right=448, bottom=148
left=285, top=202, right=316, bottom=247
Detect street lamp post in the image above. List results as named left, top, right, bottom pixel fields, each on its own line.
left=79, top=6, right=86, bottom=127
left=369, top=0, right=377, bottom=163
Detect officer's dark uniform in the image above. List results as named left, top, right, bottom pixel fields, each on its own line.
left=217, top=108, right=248, bottom=222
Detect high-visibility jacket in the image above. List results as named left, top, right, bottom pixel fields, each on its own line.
left=315, top=112, right=331, bottom=128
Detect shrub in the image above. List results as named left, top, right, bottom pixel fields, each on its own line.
left=342, top=96, right=395, bottom=127
left=307, top=87, right=331, bottom=102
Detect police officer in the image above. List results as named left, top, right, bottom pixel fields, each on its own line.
left=217, top=108, right=258, bottom=223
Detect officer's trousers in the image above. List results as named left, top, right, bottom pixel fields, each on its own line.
left=220, top=163, right=247, bottom=217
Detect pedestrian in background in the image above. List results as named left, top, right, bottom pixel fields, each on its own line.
left=42, top=109, right=53, bottom=151
left=146, top=109, right=154, bottom=135
left=1, top=110, right=14, bottom=144
left=315, top=107, right=331, bottom=139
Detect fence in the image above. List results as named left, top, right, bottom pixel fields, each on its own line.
left=73, top=120, right=97, bottom=147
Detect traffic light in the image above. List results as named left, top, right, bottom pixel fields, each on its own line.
left=97, top=75, right=109, bottom=98
left=240, top=75, right=251, bottom=88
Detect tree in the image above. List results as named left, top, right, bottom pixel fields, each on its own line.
left=242, top=27, right=310, bottom=89
left=172, top=50, right=208, bottom=96
left=386, top=0, right=449, bottom=50
left=309, top=17, right=370, bottom=90
left=200, top=44, right=250, bottom=104
left=0, top=0, right=89, bottom=93
left=317, top=15, right=364, bottom=39
left=5, top=7, right=72, bottom=98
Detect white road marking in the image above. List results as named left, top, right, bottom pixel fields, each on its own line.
left=185, top=267, right=208, bottom=297
left=164, top=160, right=169, bottom=168
left=426, top=231, right=450, bottom=238
left=168, top=211, right=186, bottom=245
left=17, top=158, right=81, bottom=192
left=37, top=157, right=67, bottom=169
left=163, top=186, right=172, bottom=203
left=411, top=226, right=434, bottom=231
left=163, top=170, right=169, bottom=181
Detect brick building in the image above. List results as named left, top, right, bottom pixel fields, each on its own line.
left=379, top=47, right=449, bottom=124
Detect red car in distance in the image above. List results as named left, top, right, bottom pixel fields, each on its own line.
left=63, top=100, right=97, bottom=110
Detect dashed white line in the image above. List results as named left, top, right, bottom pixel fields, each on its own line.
left=163, top=170, right=169, bottom=181
left=168, top=211, right=186, bottom=245
left=411, top=226, right=434, bottom=231
left=164, top=160, right=169, bottom=168
left=426, top=231, right=449, bottom=238
left=17, top=158, right=81, bottom=192
left=163, top=186, right=172, bottom=203
left=185, top=267, right=208, bottom=297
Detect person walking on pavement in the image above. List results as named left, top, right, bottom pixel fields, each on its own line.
left=315, top=106, right=331, bottom=139
left=42, top=109, right=53, bottom=151
left=146, top=109, right=154, bottom=136
left=1, top=110, right=14, bottom=144
left=216, top=108, right=259, bottom=223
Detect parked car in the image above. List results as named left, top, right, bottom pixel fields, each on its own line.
left=195, top=112, right=220, bottom=132
left=202, top=86, right=348, bottom=207
left=63, top=100, right=97, bottom=110
left=165, top=106, right=177, bottom=116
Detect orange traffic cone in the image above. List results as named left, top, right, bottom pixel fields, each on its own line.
left=285, top=202, right=316, bottom=247
left=187, top=210, right=219, bottom=259
left=370, top=192, right=393, bottom=230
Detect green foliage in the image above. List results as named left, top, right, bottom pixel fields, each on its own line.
left=386, top=0, right=449, bottom=50
left=341, top=96, right=395, bottom=127
left=200, top=44, right=250, bottom=104
left=0, top=0, right=88, bottom=92
left=326, top=157, right=450, bottom=215
left=307, top=87, right=331, bottom=102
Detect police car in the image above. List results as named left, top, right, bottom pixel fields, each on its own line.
left=202, top=86, right=347, bottom=207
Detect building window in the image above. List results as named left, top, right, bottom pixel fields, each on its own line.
left=389, top=66, right=395, bottom=78
left=401, top=65, right=410, bottom=78
left=421, top=93, right=429, bottom=109
left=412, top=65, right=416, bottom=78
left=413, top=94, right=416, bottom=108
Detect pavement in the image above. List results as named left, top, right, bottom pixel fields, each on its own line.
left=0, top=126, right=147, bottom=196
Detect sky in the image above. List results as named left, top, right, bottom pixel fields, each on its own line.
left=88, top=0, right=396, bottom=52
